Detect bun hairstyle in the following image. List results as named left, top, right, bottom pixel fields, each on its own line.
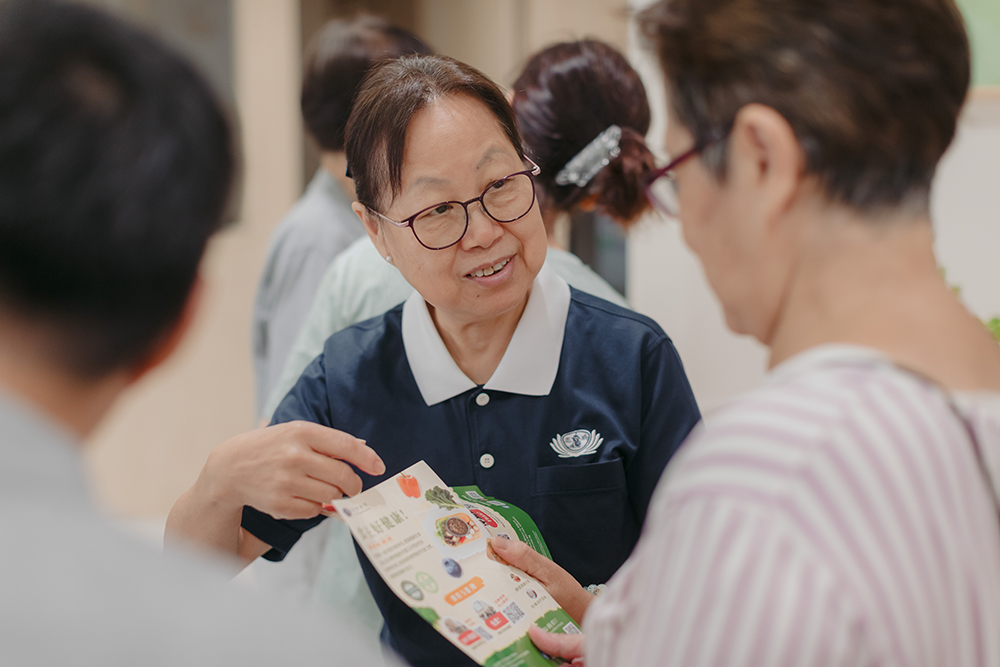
left=511, top=40, right=655, bottom=228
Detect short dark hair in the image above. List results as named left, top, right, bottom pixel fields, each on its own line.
left=301, top=16, right=431, bottom=153
left=0, top=0, right=235, bottom=378
left=638, top=0, right=971, bottom=212
left=345, top=55, right=524, bottom=213
left=512, top=40, right=654, bottom=226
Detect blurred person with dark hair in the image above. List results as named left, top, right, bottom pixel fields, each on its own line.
left=259, top=38, right=656, bottom=422
left=253, top=15, right=431, bottom=417
left=496, top=0, right=1000, bottom=665
left=168, top=53, right=700, bottom=667
left=0, top=1, right=391, bottom=665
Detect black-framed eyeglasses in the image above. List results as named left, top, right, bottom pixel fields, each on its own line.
left=643, top=127, right=731, bottom=218
left=369, top=158, right=542, bottom=250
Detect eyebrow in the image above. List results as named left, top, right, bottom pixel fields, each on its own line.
left=407, top=175, right=450, bottom=193
left=475, top=146, right=509, bottom=171
left=404, top=146, right=514, bottom=196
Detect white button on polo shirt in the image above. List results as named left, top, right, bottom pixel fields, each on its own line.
left=479, top=453, right=495, bottom=468
left=476, top=392, right=490, bottom=406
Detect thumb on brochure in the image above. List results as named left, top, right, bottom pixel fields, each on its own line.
left=491, top=536, right=595, bottom=625
left=528, top=625, right=585, bottom=663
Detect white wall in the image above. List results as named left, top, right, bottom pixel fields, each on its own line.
left=933, top=93, right=1000, bottom=322
left=626, top=85, right=1000, bottom=414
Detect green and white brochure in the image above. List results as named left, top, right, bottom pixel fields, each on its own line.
left=332, top=460, right=580, bottom=667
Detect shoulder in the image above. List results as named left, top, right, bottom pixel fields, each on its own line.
left=546, top=248, right=628, bottom=307
left=319, top=303, right=406, bottom=374
left=566, top=287, right=671, bottom=353
left=322, top=235, right=401, bottom=289
left=264, top=188, right=361, bottom=265
left=315, top=237, right=412, bottom=315
left=2, top=507, right=381, bottom=666
left=662, top=356, right=954, bottom=511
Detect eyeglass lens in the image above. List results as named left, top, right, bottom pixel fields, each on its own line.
left=647, top=173, right=681, bottom=218
left=412, top=172, right=535, bottom=249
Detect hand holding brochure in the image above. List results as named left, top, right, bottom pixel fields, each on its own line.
left=331, top=461, right=580, bottom=667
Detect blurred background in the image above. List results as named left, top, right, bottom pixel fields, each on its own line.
left=77, top=0, right=999, bottom=523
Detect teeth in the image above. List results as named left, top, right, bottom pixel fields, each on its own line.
left=471, top=258, right=509, bottom=278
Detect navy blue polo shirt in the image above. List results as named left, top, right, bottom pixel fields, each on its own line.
left=242, top=265, right=700, bottom=667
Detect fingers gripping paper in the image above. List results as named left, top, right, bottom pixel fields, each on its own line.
left=332, top=461, right=580, bottom=667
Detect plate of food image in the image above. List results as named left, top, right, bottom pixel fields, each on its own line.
left=422, top=508, right=485, bottom=559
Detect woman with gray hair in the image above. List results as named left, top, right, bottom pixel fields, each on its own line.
left=496, top=0, right=1000, bottom=664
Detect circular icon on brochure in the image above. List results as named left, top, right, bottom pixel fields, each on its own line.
left=401, top=580, right=424, bottom=601
left=526, top=589, right=537, bottom=599
left=445, top=517, right=470, bottom=536
left=509, top=573, right=521, bottom=583
left=342, top=507, right=352, bottom=517
left=442, top=558, right=462, bottom=578
left=416, top=571, right=438, bottom=593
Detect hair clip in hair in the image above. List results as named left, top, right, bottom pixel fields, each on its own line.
left=345, top=160, right=353, bottom=179
left=554, top=125, right=622, bottom=188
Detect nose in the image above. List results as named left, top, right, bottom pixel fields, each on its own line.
left=460, top=200, right=503, bottom=250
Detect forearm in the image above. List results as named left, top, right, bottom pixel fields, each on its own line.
left=165, top=474, right=245, bottom=562
left=163, top=422, right=382, bottom=570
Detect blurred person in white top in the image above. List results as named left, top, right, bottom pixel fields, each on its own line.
left=494, top=0, right=1000, bottom=665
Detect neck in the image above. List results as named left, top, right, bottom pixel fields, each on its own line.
left=320, top=151, right=356, bottom=201
left=0, top=319, right=126, bottom=439
left=429, top=297, right=529, bottom=385
left=542, top=205, right=568, bottom=250
left=767, top=208, right=1000, bottom=390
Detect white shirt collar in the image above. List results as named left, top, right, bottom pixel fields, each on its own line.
left=402, top=262, right=571, bottom=406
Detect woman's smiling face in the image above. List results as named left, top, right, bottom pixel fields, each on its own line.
left=362, top=93, right=547, bottom=326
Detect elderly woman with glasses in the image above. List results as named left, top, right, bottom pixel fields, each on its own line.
left=495, top=0, right=1000, bottom=665
left=167, top=54, right=700, bottom=667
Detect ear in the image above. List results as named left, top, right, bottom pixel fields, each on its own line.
left=125, top=274, right=204, bottom=384
left=353, top=201, right=388, bottom=259
left=727, top=103, right=804, bottom=230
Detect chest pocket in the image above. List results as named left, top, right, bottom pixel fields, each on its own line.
left=530, top=459, right=630, bottom=584
left=533, top=458, right=626, bottom=494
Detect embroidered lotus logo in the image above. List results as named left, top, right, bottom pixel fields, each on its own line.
left=549, top=429, right=604, bottom=458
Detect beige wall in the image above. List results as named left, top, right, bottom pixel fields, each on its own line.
left=85, top=0, right=633, bottom=518
left=416, top=0, right=628, bottom=86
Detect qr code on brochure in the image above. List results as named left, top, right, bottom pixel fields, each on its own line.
left=563, top=621, right=581, bottom=634
left=502, top=601, right=525, bottom=624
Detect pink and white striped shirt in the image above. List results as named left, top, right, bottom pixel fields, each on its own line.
left=586, top=345, right=1000, bottom=666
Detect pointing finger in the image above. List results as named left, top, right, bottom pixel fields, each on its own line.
left=282, top=421, right=386, bottom=476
